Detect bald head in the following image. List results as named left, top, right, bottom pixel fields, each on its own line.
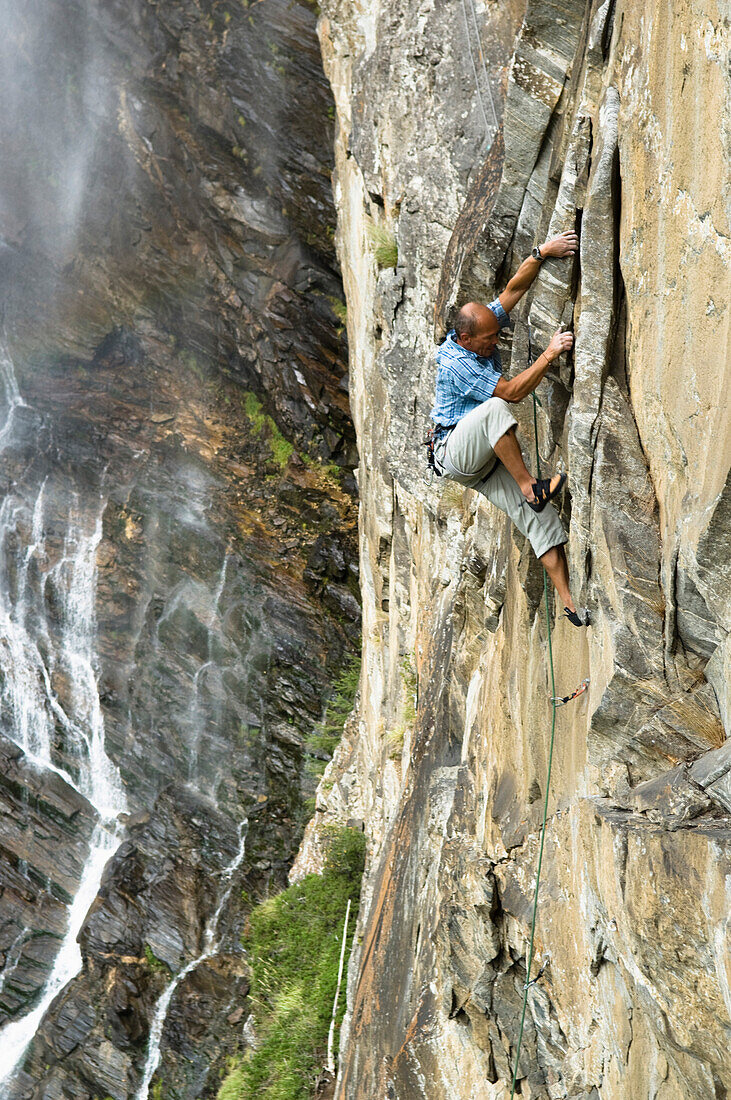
left=453, top=301, right=501, bottom=357
left=454, top=302, right=497, bottom=339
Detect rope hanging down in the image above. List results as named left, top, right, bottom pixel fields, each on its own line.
left=508, top=397, right=587, bottom=1097
left=508, top=392, right=559, bottom=1100
left=460, top=0, right=499, bottom=140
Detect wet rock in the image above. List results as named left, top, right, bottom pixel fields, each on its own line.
left=15, top=786, right=247, bottom=1098
left=0, top=735, right=98, bottom=1024
left=0, top=0, right=360, bottom=1088
left=306, top=0, right=731, bottom=1096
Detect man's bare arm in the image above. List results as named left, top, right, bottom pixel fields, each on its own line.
left=493, top=328, right=574, bottom=403
left=497, top=230, right=578, bottom=315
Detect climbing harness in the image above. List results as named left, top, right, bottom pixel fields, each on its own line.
left=423, top=423, right=445, bottom=481
left=551, top=677, right=590, bottom=708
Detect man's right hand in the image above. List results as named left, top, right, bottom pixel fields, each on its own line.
left=495, top=328, right=574, bottom=402
left=546, top=328, right=574, bottom=362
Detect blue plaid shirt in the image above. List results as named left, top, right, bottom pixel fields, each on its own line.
left=430, top=297, right=511, bottom=427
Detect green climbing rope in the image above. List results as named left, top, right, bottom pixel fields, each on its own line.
left=508, top=393, right=559, bottom=1099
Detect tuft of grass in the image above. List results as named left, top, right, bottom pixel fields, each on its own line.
left=144, top=943, right=169, bottom=975
left=384, top=724, right=405, bottom=760
left=367, top=223, right=398, bottom=269
left=217, top=827, right=366, bottom=1100
left=438, top=482, right=464, bottom=511
left=242, top=391, right=294, bottom=470
left=328, top=296, right=347, bottom=325
left=384, top=657, right=417, bottom=762
left=306, top=652, right=361, bottom=763
left=218, top=1064, right=247, bottom=1100
left=400, top=657, right=417, bottom=728
left=666, top=693, right=725, bottom=749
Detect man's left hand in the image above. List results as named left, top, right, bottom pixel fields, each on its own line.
left=540, top=230, right=579, bottom=258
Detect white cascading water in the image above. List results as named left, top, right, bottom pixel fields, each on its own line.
left=135, top=820, right=248, bottom=1099
left=0, top=344, right=127, bottom=1086
left=0, top=343, right=25, bottom=449
left=0, top=927, right=30, bottom=1000
left=188, top=550, right=229, bottom=784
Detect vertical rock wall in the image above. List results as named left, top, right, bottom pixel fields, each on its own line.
left=301, top=1, right=731, bottom=1096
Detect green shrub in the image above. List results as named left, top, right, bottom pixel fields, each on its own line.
left=367, top=223, right=398, bottom=269
left=218, top=828, right=366, bottom=1100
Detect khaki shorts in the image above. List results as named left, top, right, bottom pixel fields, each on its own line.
left=434, top=397, right=567, bottom=560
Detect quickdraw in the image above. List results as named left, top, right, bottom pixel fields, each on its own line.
left=523, top=954, right=550, bottom=991
left=551, top=677, right=590, bottom=708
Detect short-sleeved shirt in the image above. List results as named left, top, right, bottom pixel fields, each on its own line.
left=430, top=297, right=511, bottom=428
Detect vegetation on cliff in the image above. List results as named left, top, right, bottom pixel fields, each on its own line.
left=217, top=826, right=366, bottom=1100
left=305, top=652, right=361, bottom=781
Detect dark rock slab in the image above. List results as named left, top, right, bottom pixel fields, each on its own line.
left=0, top=734, right=97, bottom=1026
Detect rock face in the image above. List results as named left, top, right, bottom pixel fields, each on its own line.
left=298, top=0, right=731, bottom=1096
left=0, top=0, right=358, bottom=1095
left=10, top=787, right=249, bottom=1100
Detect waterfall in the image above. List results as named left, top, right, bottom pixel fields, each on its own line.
left=0, top=343, right=26, bottom=450
left=0, top=827, right=122, bottom=1078
left=0, top=927, right=30, bottom=1000
left=135, top=820, right=248, bottom=1100
left=0, top=347, right=127, bottom=1086
left=188, top=550, right=230, bottom=784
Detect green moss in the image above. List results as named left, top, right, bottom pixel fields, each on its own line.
left=144, top=943, right=169, bottom=975
left=367, top=223, right=398, bottom=269
left=217, top=828, right=365, bottom=1100
left=242, top=391, right=294, bottom=470
left=179, top=348, right=207, bottom=381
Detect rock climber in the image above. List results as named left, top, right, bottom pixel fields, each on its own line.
left=430, top=229, right=587, bottom=626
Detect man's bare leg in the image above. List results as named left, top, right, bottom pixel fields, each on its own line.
left=490, top=429, right=577, bottom=614
left=539, top=544, right=576, bottom=613
left=492, top=426, right=563, bottom=501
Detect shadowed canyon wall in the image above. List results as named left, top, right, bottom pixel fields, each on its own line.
left=296, top=0, right=731, bottom=1096
left=0, top=0, right=359, bottom=1096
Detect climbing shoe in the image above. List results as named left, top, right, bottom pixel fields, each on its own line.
left=527, top=472, right=566, bottom=513
left=564, top=607, right=590, bottom=628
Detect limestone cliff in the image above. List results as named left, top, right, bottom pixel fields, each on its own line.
left=298, top=1, right=731, bottom=1096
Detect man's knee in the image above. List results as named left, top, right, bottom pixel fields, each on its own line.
left=483, top=396, right=513, bottom=418
left=539, top=544, right=559, bottom=564
left=475, top=397, right=516, bottom=434
left=538, top=542, right=566, bottom=566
